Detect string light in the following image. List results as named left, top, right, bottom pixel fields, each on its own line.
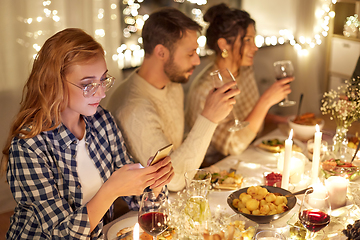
left=254, top=0, right=335, bottom=56
left=20, top=0, right=337, bottom=69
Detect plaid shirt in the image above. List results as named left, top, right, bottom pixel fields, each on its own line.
left=6, top=106, right=144, bottom=239
left=186, top=63, right=259, bottom=156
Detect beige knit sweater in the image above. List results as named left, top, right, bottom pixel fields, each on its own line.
left=107, top=70, right=217, bottom=191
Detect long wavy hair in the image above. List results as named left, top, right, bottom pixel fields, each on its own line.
left=1, top=28, right=104, bottom=174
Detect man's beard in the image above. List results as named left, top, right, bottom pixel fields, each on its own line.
left=164, top=55, right=195, bottom=84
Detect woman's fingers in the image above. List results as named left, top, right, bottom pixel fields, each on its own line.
left=150, top=167, right=175, bottom=189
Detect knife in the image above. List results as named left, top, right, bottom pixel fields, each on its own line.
left=112, top=230, right=133, bottom=240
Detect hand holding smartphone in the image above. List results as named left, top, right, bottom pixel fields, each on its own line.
left=149, top=144, right=173, bottom=166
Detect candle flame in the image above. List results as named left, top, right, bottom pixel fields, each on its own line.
left=289, top=129, right=293, bottom=140
left=316, top=124, right=320, bottom=132
left=133, top=223, right=139, bottom=240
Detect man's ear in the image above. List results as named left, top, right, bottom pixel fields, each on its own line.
left=154, top=44, right=170, bottom=61
left=217, top=38, right=228, bottom=52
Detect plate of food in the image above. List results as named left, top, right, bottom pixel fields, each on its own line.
left=253, top=136, right=305, bottom=155
left=321, top=158, right=360, bottom=181
left=107, top=215, right=138, bottom=240
left=210, top=170, right=244, bottom=191
left=203, top=165, right=244, bottom=191
left=107, top=215, right=175, bottom=240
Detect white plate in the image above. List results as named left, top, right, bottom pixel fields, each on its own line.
left=253, top=135, right=305, bottom=156
left=107, top=215, right=138, bottom=240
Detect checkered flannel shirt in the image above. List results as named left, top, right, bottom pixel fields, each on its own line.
left=186, top=64, right=259, bottom=156
left=6, top=106, right=155, bottom=239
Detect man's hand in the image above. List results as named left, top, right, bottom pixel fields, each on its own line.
left=201, top=81, right=240, bottom=123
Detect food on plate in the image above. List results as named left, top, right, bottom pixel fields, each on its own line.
left=231, top=186, right=289, bottom=216
left=210, top=170, right=243, bottom=190
left=257, top=138, right=302, bottom=153
left=292, top=112, right=323, bottom=126
left=321, top=158, right=360, bottom=181
left=140, top=228, right=175, bottom=240
left=264, top=172, right=282, bottom=187
left=203, top=219, right=256, bottom=240
left=117, top=225, right=174, bottom=240
left=116, top=226, right=133, bottom=238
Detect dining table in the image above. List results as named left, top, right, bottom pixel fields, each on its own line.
left=103, top=124, right=360, bottom=240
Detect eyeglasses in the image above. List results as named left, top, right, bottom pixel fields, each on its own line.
left=66, top=74, right=115, bottom=98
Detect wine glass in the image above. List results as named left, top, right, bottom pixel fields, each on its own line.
left=138, top=192, right=169, bottom=240
left=210, top=68, right=249, bottom=132
left=298, top=188, right=331, bottom=239
left=273, top=60, right=296, bottom=107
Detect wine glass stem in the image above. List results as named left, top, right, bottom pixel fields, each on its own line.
left=232, top=110, right=239, bottom=122
left=153, top=236, right=157, bottom=240
left=284, top=95, right=290, bottom=102
left=306, top=230, right=316, bottom=239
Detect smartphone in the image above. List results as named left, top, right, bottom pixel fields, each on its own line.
left=150, top=144, right=173, bottom=166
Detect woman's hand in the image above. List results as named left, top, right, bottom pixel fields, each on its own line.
left=260, top=77, right=294, bottom=108
left=105, top=157, right=174, bottom=199
left=149, top=156, right=174, bottom=190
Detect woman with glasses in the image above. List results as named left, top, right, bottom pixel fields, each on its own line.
left=1, top=28, right=174, bottom=239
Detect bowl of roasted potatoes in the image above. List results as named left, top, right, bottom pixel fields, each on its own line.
left=227, top=185, right=297, bottom=224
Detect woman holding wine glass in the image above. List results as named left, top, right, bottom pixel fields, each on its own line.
left=185, top=3, right=293, bottom=164
left=274, top=60, right=296, bottom=107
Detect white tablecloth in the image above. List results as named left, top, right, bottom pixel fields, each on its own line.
left=103, top=128, right=341, bottom=239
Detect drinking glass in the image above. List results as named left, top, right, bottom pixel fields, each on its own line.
left=307, top=139, right=328, bottom=161
left=273, top=60, right=296, bottom=107
left=299, top=189, right=331, bottom=239
left=138, top=192, right=169, bottom=240
left=183, top=169, right=211, bottom=227
left=210, top=68, right=249, bottom=132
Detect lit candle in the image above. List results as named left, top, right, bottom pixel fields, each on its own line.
left=309, top=183, right=328, bottom=209
left=281, top=129, right=293, bottom=190
left=311, top=124, right=322, bottom=185
left=133, top=222, right=139, bottom=240
left=325, top=176, right=348, bottom=209
left=277, top=152, right=306, bottom=184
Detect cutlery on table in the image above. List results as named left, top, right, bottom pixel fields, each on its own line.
left=351, top=142, right=360, bottom=163
left=295, top=93, right=304, bottom=119
left=274, top=187, right=313, bottom=198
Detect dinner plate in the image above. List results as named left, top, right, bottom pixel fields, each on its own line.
left=205, top=164, right=243, bottom=192
left=107, top=215, right=138, bottom=240
left=253, top=135, right=305, bottom=156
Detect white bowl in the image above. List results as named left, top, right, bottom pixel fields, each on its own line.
left=288, top=116, right=325, bottom=141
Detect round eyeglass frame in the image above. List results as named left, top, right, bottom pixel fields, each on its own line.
left=66, top=74, right=115, bottom=98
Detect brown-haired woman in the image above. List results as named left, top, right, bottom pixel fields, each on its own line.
left=1, top=28, right=173, bottom=239
left=186, top=3, right=293, bottom=165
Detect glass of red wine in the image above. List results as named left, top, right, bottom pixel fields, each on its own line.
left=210, top=68, right=249, bottom=132
left=138, top=192, right=169, bottom=240
left=273, top=60, right=296, bottom=107
left=299, top=188, right=331, bottom=239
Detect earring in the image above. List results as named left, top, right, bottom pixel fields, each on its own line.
left=221, top=49, right=228, bottom=58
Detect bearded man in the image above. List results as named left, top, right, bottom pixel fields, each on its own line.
left=107, top=7, right=239, bottom=191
